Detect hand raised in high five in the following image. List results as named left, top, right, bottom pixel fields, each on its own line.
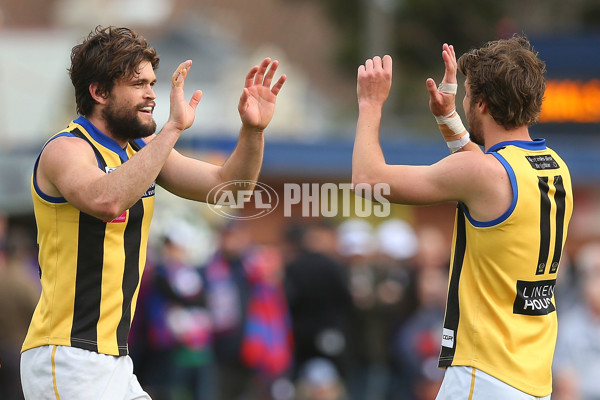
left=357, top=55, right=393, bottom=109
left=238, top=58, right=286, bottom=132
left=426, top=43, right=458, bottom=117
left=169, top=60, right=203, bottom=132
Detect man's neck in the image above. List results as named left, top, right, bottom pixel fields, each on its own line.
left=483, top=123, right=531, bottom=152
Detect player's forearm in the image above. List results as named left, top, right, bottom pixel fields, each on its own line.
left=92, top=125, right=182, bottom=219
left=352, top=104, right=387, bottom=187
left=219, top=127, right=265, bottom=185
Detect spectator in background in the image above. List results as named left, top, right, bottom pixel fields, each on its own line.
left=131, top=223, right=213, bottom=400
left=0, top=226, right=39, bottom=400
left=205, top=222, right=293, bottom=400
left=0, top=214, right=7, bottom=267
left=374, top=218, right=422, bottom=322
left=553, top=241, right=600, bottom=400
left=413, top=225, right=450, bottom=272
left=391, top=267, right=447, bottom=400
left=295, top=357, right=347, bottom=400
left=284, top=222, right=356, bottom=388
left=300, top=220, right=341, bottom=262
left=386, top=223, right=449, bottom=400
left=337, top=218, right=419, bottom=400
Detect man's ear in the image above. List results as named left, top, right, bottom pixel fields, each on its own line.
left=477, top=100, right=487, bottom=114
left=89, top=82, right=109, bottom=105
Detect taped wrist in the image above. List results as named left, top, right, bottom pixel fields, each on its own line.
left=447, top=132, right=471, bottom=153
left=434, top=110, right=467, bottom=140
left=434, top=110, right=470, bottom=153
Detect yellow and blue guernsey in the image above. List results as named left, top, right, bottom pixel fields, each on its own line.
left=438, top=139, right=573, bottom=396
left=22, top=116, right=155, bottom=356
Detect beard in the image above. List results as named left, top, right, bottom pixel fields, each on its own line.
left=102, top=99, right=156, bottom=141
left=466, top=107, right=484, bottom=147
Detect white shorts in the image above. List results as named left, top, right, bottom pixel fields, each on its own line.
left=21, top=345, right=151, bottom=400
left=435, top=366, right=551, bottom=400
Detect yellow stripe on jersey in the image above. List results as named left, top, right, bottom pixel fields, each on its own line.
left=23, top=117, right=155, bottom=356
left=438, top=139, right=573, bottom=397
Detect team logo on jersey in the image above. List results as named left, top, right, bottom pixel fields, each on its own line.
left=104, top=211, right=127, bottom=223
left=142, top=182, right=155, bottom=198
left=513, top=279, right=556, bottom=315
left=441, top=328, right=455, bottom=348
left=525, top=154, right=559, bottom=170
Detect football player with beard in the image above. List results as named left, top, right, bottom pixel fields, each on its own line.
left=20, top=25, right=285, bottom=400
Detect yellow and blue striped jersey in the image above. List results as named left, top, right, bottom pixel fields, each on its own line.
left=22, top=116, right=155, bottom=356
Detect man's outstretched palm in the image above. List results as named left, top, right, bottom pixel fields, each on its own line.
left=238, top=58, right=286, bottom=131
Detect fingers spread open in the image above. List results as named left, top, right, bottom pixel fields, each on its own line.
left=245, top=66, right=259, bottom=88
left=271, top=74, right=286, bottom=95
left=253, top=58, right=271, bottom=86
left=263, top=59, right=279, bottom=88
left=245, top=58, right=285, bottom=95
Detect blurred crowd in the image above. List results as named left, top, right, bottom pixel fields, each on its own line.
left=1, top=213, right=600, bottom=400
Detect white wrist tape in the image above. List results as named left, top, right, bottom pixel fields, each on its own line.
left=438, top=82, right=458, bottom=94
left=447, top=132, right=471, bottom=153
left=434, top=110, right=467, bottom=139
left=433, top=109, right=470, bottom=152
